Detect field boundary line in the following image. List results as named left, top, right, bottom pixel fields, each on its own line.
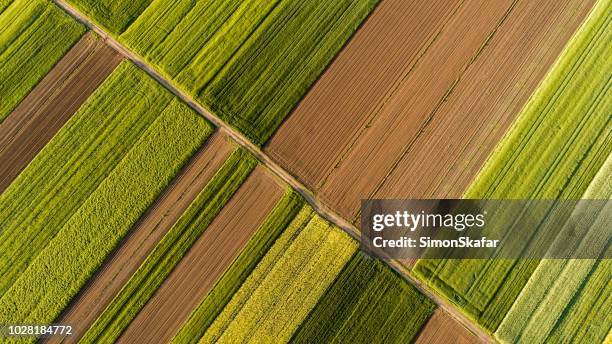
left=50, top=1, right=495, bottom=342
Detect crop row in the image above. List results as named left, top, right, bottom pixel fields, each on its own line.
left=65, top=0, right=379, bottom=145
left=414, top=0, right=611, bottom=337
left=172, top=190, right=305, bottom=344
left=0, top=0, right=85, bottom=121
left=291, top=252, right=436, bottom=344
left=0, top=62, right=212, bottom=343
left=82, top=147, right=256, bottom=343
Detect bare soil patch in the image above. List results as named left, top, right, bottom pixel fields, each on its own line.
left=415, top=310, right=481, bottom=344
left=0, top=32, right=122, bottom=193
left=117, top=166, right=283, bottom=344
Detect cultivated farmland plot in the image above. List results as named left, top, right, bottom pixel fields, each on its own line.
left=415, top=0, right=611, bottom=337
left=0, top=61, right=212, bottom=342
left=65, top=0, right=379, bottom=145
left=0, top=0, right=85, bottom=122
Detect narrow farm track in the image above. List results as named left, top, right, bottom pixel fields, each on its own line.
left=118, top=167, right=283, bottom=344
left=50, top=0, right=494, bottom=342
left=0, top=32, right=121, bottom=193
left=47, top=132, right=233, bottom=344
left=415, top=309, right=478, bottom=344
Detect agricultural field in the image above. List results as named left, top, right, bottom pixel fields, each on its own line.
left=415, top=310, right=478, bottom=344
left=0, top=61, right=212, bottom=336
left=64, top=0, right=380, bottom=145
left=414, top=0, right=611, bottom=335
left=0, top=0, right=85, bottom=122
left=53, top=132, right=234, bottom=340
left=0, top=32, right=122, bottom=192
left=267, top=0, right=597, bottom=222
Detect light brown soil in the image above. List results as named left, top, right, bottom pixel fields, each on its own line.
left=266, top=0, right=596, bottom=222
left=117, top=166, right=284, bottom=344
left=48, top=132, right=233, bottom=344
left=0, top=32, right=122, bottom=193
left=266, top=0, right=463, bottom=190
left=415, top=310, right=480, bottom=344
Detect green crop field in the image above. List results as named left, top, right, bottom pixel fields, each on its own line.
left=64, top=0, right=379, bottom=145
left=0, top=63, right=212, bottom=337
left=172, top=190, right=305, bottom=344
left=495, top=155, right=611, bottom=344
left=414, top=0, right=611, bottom=333
left=291, top=252, right=436, bottom=344
left=0, top=61, right=188, bottom=298
left=0, top=0, right=85, bottom=122
left=82, top=148, right=255, bottom=344
left=200, top=213, right=357, bottom=343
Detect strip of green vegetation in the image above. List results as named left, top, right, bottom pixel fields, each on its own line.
left=0, top=98, right=212, bottom=340
left=414, top=0, right=611, bottom=332
left=81, top=148, right=256, bottom=344
left=201, top=0, right=378, bottom=145
left=291, top=252, right=436, bottom=344
left=0, top=62, right=174, bottom=298
left=495, top=155, right=611, bottom=344
left=172, top=190, right=305, bottom=344
left=66, top=0, right=153, bottom=35
left=65, top=0, right=378, bottom=145
left=201, top=214, right=357, bottom=343
left=0, top=0, right=85, bottom=122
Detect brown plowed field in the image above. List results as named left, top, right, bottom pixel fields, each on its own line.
left=267, top=0, right=596, bottom=222
left=0, top=32, right=122, bottom=193
left=49, top=132, right=233, bottom=343
left=117, top=166, right=284, bottom=344
left=415, top=310, right=480, bottom=344
left=266, top=0, right=463, bottom=189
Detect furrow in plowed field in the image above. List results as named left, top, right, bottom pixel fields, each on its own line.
left=267, top=0, right=597, bottom=222
left=0, top=32, right=122, bottom=193
left=48, top=132, right=233, bottom=343
left=117, top=166, right=283, bottom=344
left=415, top=309, right=480, bottom=344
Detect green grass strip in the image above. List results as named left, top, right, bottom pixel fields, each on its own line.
left=0, top=98, right=212, bottom=342
left=0, top=61, right=173, bottom=298
left=495, top=155, right=611, bottom=344
left=65, top=0, right=153, bottom=35
left=81, top=147, right=256, bottom=344
left=171, top=190, right=305, bottom=344
left=291, top=252, right=436, bottom=344
left=414, top=0, right=611, bottom=331
left=201, top=214, right=357, bottom=343
left=0, top=0, right=85, bottom=121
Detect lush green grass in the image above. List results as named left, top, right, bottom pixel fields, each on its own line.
left=495, top=154, right=611, bottom=344
left=65, top=0, right=379, bottom=145
left=201, top=213, right=357, bottom=343
left=172, top=190, right=305, bottom=344
left=81, top=148, right=256, bottom=344
left=0, top=96, right=212, bottom=341
left=0, top=0, right=85, bottom=122
left=414, top=0, right=611, bottom=332
left=0, top=61, right=177, bottom=298
left=66, top=0, right=153, bottom=35
left=291, top=252, right=436, bottom=344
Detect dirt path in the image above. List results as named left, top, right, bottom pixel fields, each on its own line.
left=0, top=32, right=121, bottom=193
left=266, top=0, right=596, bottom=222
left=48, top=132, right=233, bottom=343
left=415, top=309, right=480, bottom=344
left=117, top=166, right=283, bottom=344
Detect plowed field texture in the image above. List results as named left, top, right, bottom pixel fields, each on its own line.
left=1, top=0, right=610, bottom=343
